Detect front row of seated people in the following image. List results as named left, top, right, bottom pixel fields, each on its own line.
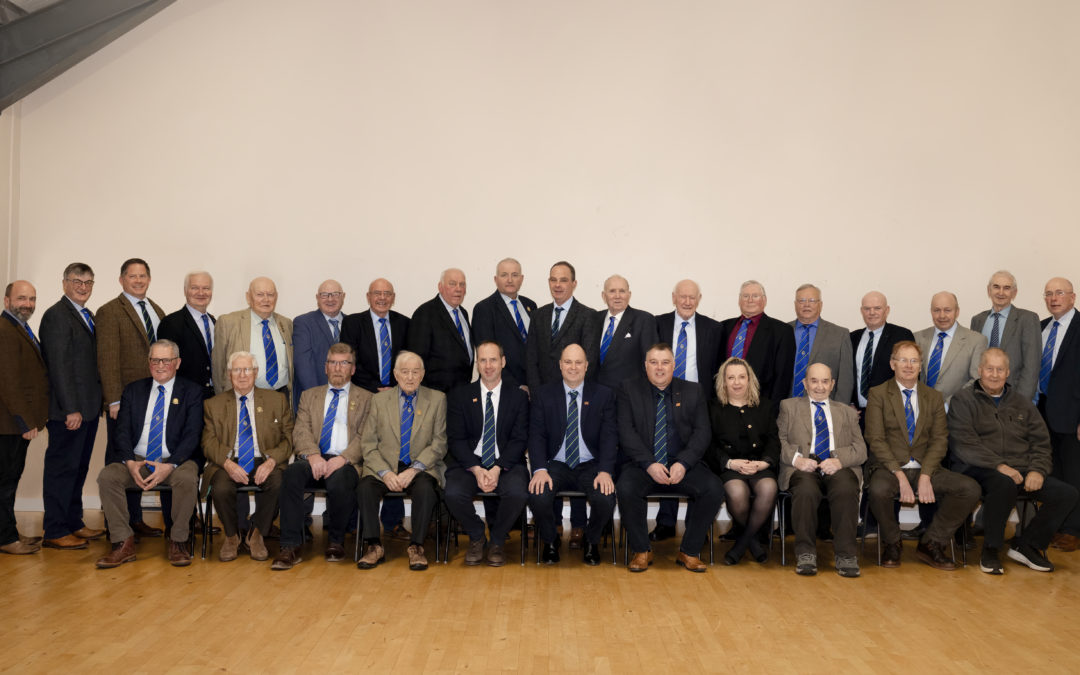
left=94, top=337, right=1077, bottom=576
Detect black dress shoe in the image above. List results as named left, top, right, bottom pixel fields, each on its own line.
left=649, top=524, right=677, bottom=542
left=541, top=542, right=560, bottom=564
left=583, top=543, right=601, bottom=566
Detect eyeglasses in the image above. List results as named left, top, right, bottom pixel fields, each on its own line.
left=230, top=367, right=256, bottom=375
left=326, top=360, right=353, bottom=367
left=318, top=292, right=344, bottom=300
left=740, top=293, right=763, bottom=301
left=795, top=298, right=820, bottom=305
left=1044, top=290, right=1073, bottom=298
left=65, top=279, right=95, bottom=288
left=149, top=357, right=178, bottom=366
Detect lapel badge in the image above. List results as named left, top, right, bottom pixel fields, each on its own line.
left=583, top=401, right=589, bottom=406
left=172, top=398, right=179, bottom=405
left=472, top=398, right=478, bottom=403
left=675, top=402, right=681, bottom=407
left=257, top=407, right=264, bottom=413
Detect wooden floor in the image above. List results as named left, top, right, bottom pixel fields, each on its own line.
left=2, top=511, right=1078, bottom=674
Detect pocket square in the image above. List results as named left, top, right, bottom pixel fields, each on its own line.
left=623, top=333, right=632, bottom=338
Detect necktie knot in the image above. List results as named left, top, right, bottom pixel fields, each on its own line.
left=159, top=384, right=166, bottom=394
left=331, top=388, right=342, bottom=396
left=681, top=320, right=688, bottom=329
left=240, top=395, right=248, bottom=405
left=903, top=389, right=913, bottom=401
left=569, top=390, right=578, bottom=402
left=813, top=400, right=824, bottom=409
left=938, top=331, right=947, bottom=339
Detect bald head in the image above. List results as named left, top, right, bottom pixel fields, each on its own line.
left=559, top=343, right=588, bottom=388
left=1044, top=277, right=1076, bottom=320
left=672, top=279, right=701, bottom=320
left=930, top=291, right=959, bottom=331
left=367, top=277, right=396, bottom=317
left=804, top=362, right=835, bottom=403
left=438, top=268, right=466, bottom=308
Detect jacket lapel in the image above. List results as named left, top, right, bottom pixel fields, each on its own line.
left=939, top=330, right=964, bottom=377
left=120, top=294, right=151, bottom=348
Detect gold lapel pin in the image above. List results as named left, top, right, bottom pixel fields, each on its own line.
left=172, top=398, right=179, bottom=405
left=472, top=398, right=478, bottom=403
left=257, top=407, right=264, bottom=413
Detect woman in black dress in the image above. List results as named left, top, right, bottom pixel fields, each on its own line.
left=708, top=357, right=779, bottom=564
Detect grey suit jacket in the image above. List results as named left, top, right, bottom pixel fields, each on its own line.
left=969, top=306, right=1041, bottom=400
left=360, top=385, right=447, bottom=486
left=39, top=296, right=102, bottom=421
left=914, top=325, right=987, bottom=406
left=212, top=309, right=294, bottom=394
left=776, top=396, right=866, bottom=490
left=789, top=317, right=854, bottom=403
left=525, top=298, right=599, bottom=393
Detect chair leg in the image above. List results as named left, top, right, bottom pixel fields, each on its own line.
left=707, top=523, right=714, bottom=565
left=779, top=496, right=787, bottom=566
left=519, top=507, right=528, bottom=566
left=443, top=514, right=455, bottom=564
left=201, top=486, right=212, bottom=560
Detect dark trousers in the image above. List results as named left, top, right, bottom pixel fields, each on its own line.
left=444, top=464, right=528, bottom=545
left=279, top=458, right=359, bottom=548
left=42, top=417, right=100, bottom=539
left=867, top=467, right=980, bottom=547
left=1050, top=430, right=1080, bottom=536
left=615, top=463, right=724, bottom=556
left=357, top=469, right=439, bottom=546
left=0, top=434, right=30, bottom=546
left=789, top=469, right=860, bottom=557
left=655, top=498, right=679, bottom=528
left=960, top=465, right=1079, bottom=549
left=528, top=460, right=615, bottom=546
left=207, top=461, right=283, bottom=537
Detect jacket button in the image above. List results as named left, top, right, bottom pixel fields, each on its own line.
left=747, top=424, right=753, bottom=429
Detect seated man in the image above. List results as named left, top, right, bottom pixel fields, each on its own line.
left=356, top=351, right=447, bottom=571
left=202, top=351, right=294, bottom=562
left=95, top=340, right=203, bottom=568
left=864, top=341, right=980, bottom=570
left=445, top=341, right=530, bottom=567
left=948, top=348, right=1079, bottom=573
left=527, top=344, right=617, bottom=566
left=615, top=343, right=723, bottom=573
left=272, top=344, right=372, bottom=570
left=778, top=363, right=867, bottom=577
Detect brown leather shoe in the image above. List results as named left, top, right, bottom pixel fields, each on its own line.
left=95, top=536, right=136, bottom=569
left=1051, top=533, right=1080, bottom=552
left=881, top=541, right=902, bottom=568
left=43, top=534, right=89, bottom=550
left=465, top=538, right=485, bottom=566
left=357, top=542, right=385, bottom=569
left=247, top=528, right=269, bottom=561
left=676, top=551, right=708, bottom=572
left=325, top=542, right=346, bottom=562
left=1, top=540, right=41, bottom=554
left=407, top=544, right=429, bottom=571
left=73, top=526, right=106, bottom=540
left=129, top=522, right=161, bottom=539
left=271, top=546, right=302, bottom=570
left=916, top=541, right=956, bottom=571
left=628, top=550, right=654, bottom=573
left=486, top=544, right=506, bottom=567
left=219, top=534, right=241, bottom=562
left=569, top=527, right=585, bottom=550
left=168, top=540, right=192, bottom=567
left=386, top=524, right=412, bottom=541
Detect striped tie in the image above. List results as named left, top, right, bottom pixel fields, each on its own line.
left=674, top=321, right=688, bottom=379
left=399, top=393, right=415, bottom=465
left=564, top=390, right=580, bottom=469
left=792, top=324, right=811, bottom=397
left=81, top=308, right=95, bottom=333
left=812, top=401, right=830, bottom=459
left=903, top=389, right=916, bottom=445
left=379, top=318, right=391, bottom=387
left=329, top=318, right=340, bottom=342
left=925, top=332, right=946, bottom=388
left=599, top=316, right=615, bottom=364
left=24, top=322, right=40, bottom=351
left=237, top=395, right=255, bottom=473
left=731, top=318, right=749, bottom=358
left=138, top=300, right=156, bottom=342
left=319, top=388, right=342, bottom=454
left=146, top=385, right=166, bottom=469
left=860, top=330, right=874, bottom=400
left=653, top=390, right=668, bottom=465
left=262, top=319, right=279, bottom=387
left=1039, top=321, right=1059, bottom=395
left=989, top=313, right=1001, bottom=349
left=452, top=308, right=465, bottom=341
left=481, top=391, right=496, bottom=469
left=201, top=314, right=213, bottom=358
left=510, top=299, right=527, bottom=342
left=551, top=306, right=564, bottom=339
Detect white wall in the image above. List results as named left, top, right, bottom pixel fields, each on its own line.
left=8, top=0, right=1080, bottom=503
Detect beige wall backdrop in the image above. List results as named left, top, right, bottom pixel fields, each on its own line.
left=5, top=0, right=1080, bottom=505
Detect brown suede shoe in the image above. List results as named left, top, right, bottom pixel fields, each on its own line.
left=43, top=534, right=89, bottom=550
left=569, top=527, right=585, bottom=550
left=486, top=544, right=506, bottom=567
left=1051, top=533, right=1080, bottom=552
left=407, top=544, right=429, bottom=571
left=1, top=540, right=41, bottom=554
left=168, top=540, right=192, bottom=567
left=325, top=542, right=346, bottom=562
left=19, top=535, right=44, bottom=546
left=676, top=551, right=708, bottom=572
left=357, top=542, right=385, bottom=569
left=465, top=538, right=485, bottom=566
left=95, top=536, right=136, bottom=569
left=247, top=528, right=269, bottom=561
left=271, top=546, right=302, bottom=571
left=219, top=534, right=241, bottom=562
left=629, top=551, right=654, bottom=573
left=73, top=526, right=106, bottom=541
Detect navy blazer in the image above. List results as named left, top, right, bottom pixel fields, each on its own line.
left=1042, top=308, right=1080, bottom=434
left=528, top=380, right=617, bottom=475
left=407, top=295, right=473, bottom=393
left=39, top=296, right=102, bottom=421
left=655, top=311, right=724, bottom=398
left=471, top=291, right=536, bottom=388
left=339, top=309, right=410, bottom=393
left=616, top=377, right=710, bottom=470
left=157, top=307, right=216, bottom=399
left=446, top=379, right=529, bottom=471
left=589, top=306, right=658, bottom=390
left=718, top=313, right=794, bottom=413
left=113, top=375, right=204, bottom=466
left=849, top=322, right=915, bottom=406
left=292, top=309, right=341, bottom=408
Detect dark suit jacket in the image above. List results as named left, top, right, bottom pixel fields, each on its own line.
left=201, top=388, right=294, bottom=485
left=407, top=295, right=473, bottom=393
left=113, top=376, right=204, bottom=466
left=970, top=306, right=1042, bottom=400
left=446, top=380, right=529, bottom=471
left=704, top=399, right=779, bottom=475
left=616, top=377, right=710, bottom=470
left=719, top=313, right=794, bottom=411
left=39, top=296, right=102, bottom=421
left=525, top=298, right=599, bottom=393
left=96, top=294, right=165, bottom=410
left=292, top=309, right=342, bottom=407
left=1041, top=309, right=1080, bottom=434
left=528, top=380, right=617, bottom=475
left=864, top=381, right=948, bottom=476
left=471, top=291, right=536, bottom=388
left=157, top=307, right=216, bottom=399
left=850, top=322, right=915, bottom=406
left=339, top=309, right=410, bottom=393
left=655, top=311, right=724, bottom=398
left=0, top=311, right=48, bottom=434
left=590, top=306, right=658, bottom=390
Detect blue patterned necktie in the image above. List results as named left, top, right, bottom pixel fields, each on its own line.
left=731, top=318, right=749, bottom=358
left=329, top=318, right=340, bottom=342
left=989, top=313, right=1001, bottom=349
left=860, top=330, right=875, bottom=400
left=1039, top=321, right=1059, bottom=395
left=138, top=300, right=156, bottom=342
left=481, top=391, right=496, bottom=469
left=551, top=306, right=564, bottom=339
left=399, top=393, right=415, bottom=465
left=452, top=308, right=465, bottom=340
left=81, top=308, right=95, bottom=333
left=812, top=401, right=830, bottom=459
left=261, top=319, right=279, bottom=387
left=237, top=395, right=255, bottom=473
left=792, top=324, right=811, bottom=397
left=564, top=390, right=580, bottom=468
left=201, top=314, right=213, bottom=358
left=903, top=389, right=916, bottom=445
left=378, top=318, right=392, bottom=386
left=24, top=322, right=40, bottom=351
left=674, top=321, right=688, bottom=379
left=926, top=332, right=946, bottom=388
left=146, top=385, right=166, bottom=469
left=599, top=316, right=616, bottom=364
left=510, top=299, right=527, bottom=342
left=653, top=390, right=669, bottom=465
left=319, top=388, right=342, bottom=454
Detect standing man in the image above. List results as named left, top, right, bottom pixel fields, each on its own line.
left=471, top=258, right=536, bottom=390
left=213, top=276, right=294, bottom=400
left=445, top=341, right=530, bottom=567
left=39, top=263, right=104, bottom=549
left=788, top=284, right=853, bottom=403
left=1038, top=277, right=1080, bottom=551
left=969, top=271, right=1041, bottom=401
left=615, top=343, right=723, bottom=573
left=292, top=279, right=347, bottom=409
left=719, top=280, right=795, bottom=411
left=914, top=291, right=987, bottom=409
left=408, top=268, right=473, bottom=393
left=157, top=271, right=216, bottom=400
left=0, top=281, right=48, bottom=554
left=851, top=291, right=914, bottom=414
left=590, top=274, right=658, bottom=390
